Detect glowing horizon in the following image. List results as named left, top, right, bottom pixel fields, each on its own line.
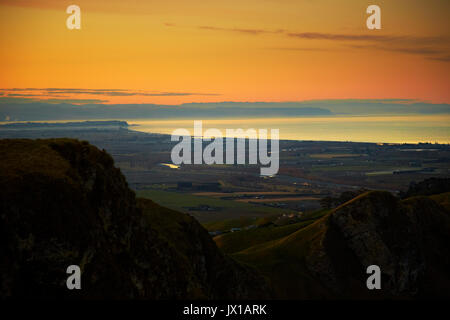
left=0, top=0, right=449, bottom=105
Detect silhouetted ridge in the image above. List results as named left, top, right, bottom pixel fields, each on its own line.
left=0, top=138, right=269, bottom=299
left=309, top=191, right=450, bottom=298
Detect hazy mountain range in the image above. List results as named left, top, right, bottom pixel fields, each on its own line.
left=0, top=97, right=449, bottom=121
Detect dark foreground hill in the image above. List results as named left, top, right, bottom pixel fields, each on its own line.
left=231, top=190, right=450, bottom=299
left=308, top=191, right=450, bottom=298
left=1, top=138, right=449, bottom=300
left=0, top=139, right=269, bottom=299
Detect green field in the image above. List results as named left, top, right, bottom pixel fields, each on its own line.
left=202, top=216, right=272, bottom=232
left=212, top=209, right=329, bottom=253
left=136, top=189, right=291, bottom=223
left=214, top=220, right=314, bottom=254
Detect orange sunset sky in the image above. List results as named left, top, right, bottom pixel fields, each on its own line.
left=0, top=0, right=449, bottom=105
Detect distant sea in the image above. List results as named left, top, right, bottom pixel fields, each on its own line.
left=127, top=115, right=450, bottom=144
left=1, top=114, right=448, bottom=144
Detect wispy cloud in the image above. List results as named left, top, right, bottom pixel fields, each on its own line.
left=7, top=93, right=42, bottom=97
left=285, top=32, right=445, bottom=45
left=44, top=98, right=109, bottom=104
left=0, top=88, right=221, bottom=106
left=428, top=55, right=450, bottom=62
left=198, top=25, right=284, bottom=36
left=187, top=24, right=450, bottom=62
left=193, top=24, right=446, bottom=45
left=266, top=47, right=334, bottom=52
left=0, top=96, right=107, bottom=104
left=346, top=44, right=450, bottom=62
left=0, top=88, right=221, bottom=98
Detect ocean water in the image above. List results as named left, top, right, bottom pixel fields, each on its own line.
left=127, top=115, right=450, bottom=144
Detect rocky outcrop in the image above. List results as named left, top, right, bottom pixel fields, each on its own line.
left=0, top=139, right=269, bottom=299
left=307, top=191, right=450, bottom=298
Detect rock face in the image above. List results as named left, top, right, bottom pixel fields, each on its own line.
left=307, top=191, right=450, bottom=298
left=0, top=139, right=269, bottom=299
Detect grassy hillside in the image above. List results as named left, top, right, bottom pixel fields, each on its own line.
left=430, top=191, right=450, bottom=211
left=212, top=209, right=330, bottom=254
left=215, top=220, right=314, bottom=254
left=218, top=191, right=450, bottom=299
left=232, top=215, right=331, bottom=299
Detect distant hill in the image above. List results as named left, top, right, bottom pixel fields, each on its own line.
left=0, top=101, right=332, bottom=121
left=403, top=177, right=450, bottom=198
left=1, top=99, right=449, bottom=121
left=0, top=120, right=128, bottom=129
left=0, top=139, right=269, bottom=299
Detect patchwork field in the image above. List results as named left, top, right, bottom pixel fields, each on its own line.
left=136, top=189, right=292, bottom=222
